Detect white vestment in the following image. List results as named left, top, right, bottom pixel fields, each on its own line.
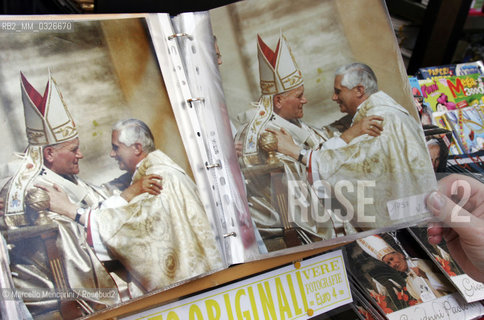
left=308, top=91, right=436, bottom=230
left=1, top=167, right=122, bottom=318
left=236, top=112, right=348, bottom=251
left=89, top=150, right=223, bottom=292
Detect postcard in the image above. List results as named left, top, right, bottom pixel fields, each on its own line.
left=409, top=226, right=484, bottom=303
left=344, top=230, right=484, bottom=319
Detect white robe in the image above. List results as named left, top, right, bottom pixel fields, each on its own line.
left=89, top=150, right=223, bottom=292
left=236, top=112, right=345, bottom=251
left=1, top=166, right=122, bottom=318
left=308, top=91, right=436, bottom=230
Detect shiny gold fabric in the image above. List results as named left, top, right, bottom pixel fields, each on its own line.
left=236, top=112, right=345, bottom=252
left=91, top=150, right=223, bottom=292
left=310, top=91, right=436, bottom=230
left=1, top=167, right=121, bottom=318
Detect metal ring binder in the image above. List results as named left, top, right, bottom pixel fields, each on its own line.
left=187, top=97, right=205, bottom=104
left=223, top=232, right=237, bottom=238
left=205, top=162, right=221, bottom=169
left=167, top=33, right=193, bottom=40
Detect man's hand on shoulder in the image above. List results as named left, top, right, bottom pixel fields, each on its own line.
left=121, top=174, right=163, bottom=202
left=340, top=115, right=384, bottom=143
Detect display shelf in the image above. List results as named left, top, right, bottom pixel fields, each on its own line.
left=88, top=244, right=344, bottom=319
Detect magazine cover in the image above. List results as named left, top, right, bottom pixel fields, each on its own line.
left=419, top=74, right=484, bottom=112
left=422, top=125, right=453, bottom=173
left=210, top=0, right=437, bottom=254
left=444, top=106, right=484, bottom=154
left=344, top=230, right=484, bottom=320
left=409, top=76, right=434, bottom=126
left=408, top=226, right=484, bottom=303
left=417, top=64, right=457, bottom=80
left=432, top=112, right=465, bottom=155
left=0, top=15, right=227, bottom=319
left=455, top=60, right=484, bottom=76
left=416, top=61, right=483, bottom=80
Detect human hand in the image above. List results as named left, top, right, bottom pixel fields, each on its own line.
left=265, top=128, right=300, bottom=160
left=235, top=141, right=243, bottom=158
left=34, top=184, right=77, bottom=220
left=121, top=174, right=163, bottom=202
left=426, top=174, right=484, bottom=282
left=341, top=115, right=383, bottom=143
left=0, top=197, right=4, bottom=214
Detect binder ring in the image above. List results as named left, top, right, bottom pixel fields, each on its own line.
left=223, top=232, right=237, bottom=238
left=187, top=97, right=205, bottom=104
left=167, top=33, right=193, bottom=40
left=205, top=162, right=221, bottom=170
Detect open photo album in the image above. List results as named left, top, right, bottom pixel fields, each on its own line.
left=0, top=0, right=441, bottom=318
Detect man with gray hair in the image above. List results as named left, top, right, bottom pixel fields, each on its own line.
left=272, top=62, right=436, bottom=231
left=45, top=118, right=223, bottom=293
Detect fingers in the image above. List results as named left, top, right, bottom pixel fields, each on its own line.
left=145, top=175, right=163, bottom=195
left=265, top=128, right=283, bottom=138
left=367, top=115, right=384, bottom=122
left=357, top=116, right=383, bottom=138
left=265, top=128, right=275, bottom=134
left=437, top=174, right=484, bottom=214
left=427, top=222, right=444, bottom=244
left=364, top=125, right=383, bottom=137
left=426, top=190, right=484, bottom=234
left=266, top=128, right=288, bottom=137
left=367, top=126, right=383, bottom=137
left=369, top=121, right=383, bottom=132
left=34, top=183, right=63, bottom=194
left=34, top=184, right=49, bottom=192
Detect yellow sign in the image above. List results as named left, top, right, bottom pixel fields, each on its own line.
left=125, top=250, right=351, bottom=320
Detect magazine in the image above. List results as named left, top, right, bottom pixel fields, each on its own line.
left=418, top=74, right=484, bottom=113
left=416, top=60, right=484, bottom=80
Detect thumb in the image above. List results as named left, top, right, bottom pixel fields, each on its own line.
left=426, top=191, right=480, bottom=233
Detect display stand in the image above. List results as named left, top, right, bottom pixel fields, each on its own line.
left=88, top=244, right=343, bottom=319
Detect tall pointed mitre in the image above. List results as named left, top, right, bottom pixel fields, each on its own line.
left=242, top=33, right=303, bottom=164
left=4, top=70, right=77, bottom=222
left=21, top=70, right=78, bottom=146
left=357, top=235, right=396, bottom=261
left=257, top=33, right=303, bottom=95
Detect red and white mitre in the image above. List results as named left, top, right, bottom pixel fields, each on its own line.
left=243, top=33, right=303, bottom=163
left=21, top=70, right=78, bottom=146
left=4, top=70, right=77, bottom=222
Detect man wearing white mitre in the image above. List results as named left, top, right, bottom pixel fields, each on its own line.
left=43, top=118, right=223, bottom=293
left=0, top=71, right=153, bottom=318
left=272, top=63, right=436, bottom=230
left=234, top=34, right=377, bottom=252
left=357, top=235, right=452, bottom=302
